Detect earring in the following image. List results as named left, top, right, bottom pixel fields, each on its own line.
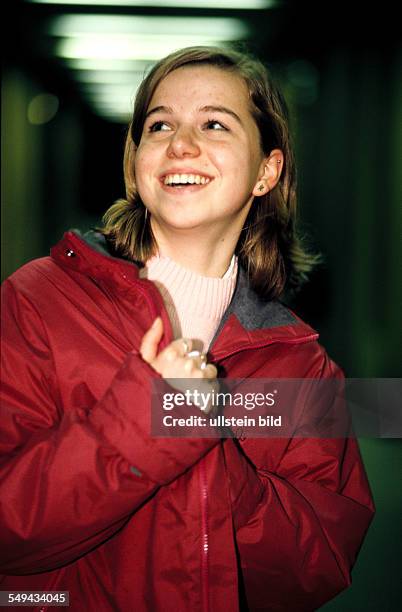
left=258, top=183, right=264, bottom=192
left=144, top=208, right=148, bottom=222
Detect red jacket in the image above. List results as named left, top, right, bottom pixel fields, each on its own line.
left=0, top=230, right=374, bottom=611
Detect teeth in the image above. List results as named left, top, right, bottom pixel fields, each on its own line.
left=163, top=173, right=211, bottom=186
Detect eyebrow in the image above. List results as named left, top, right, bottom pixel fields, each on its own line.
left=145, top=104, right=243, bottom=126
left=145, top=105, right=173, bottom=120
left=200, top=105, right=243, bottom=126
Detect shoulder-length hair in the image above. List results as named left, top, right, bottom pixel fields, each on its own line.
left=100, top=45, right=319, bottom=300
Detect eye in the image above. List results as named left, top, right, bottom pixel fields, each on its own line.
left=204, top=119, right=228, bottom=131
left=148, top=120, right=171, bottom=132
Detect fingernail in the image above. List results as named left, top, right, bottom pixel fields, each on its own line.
left=151, top=316, right=160, bottom=328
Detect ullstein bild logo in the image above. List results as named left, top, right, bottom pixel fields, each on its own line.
left=161, top=414, right=282, bottom=428
left=150, top=378, right=402, bottom=439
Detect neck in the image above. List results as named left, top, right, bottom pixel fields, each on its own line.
left=150, top=221, right=240, bottom=278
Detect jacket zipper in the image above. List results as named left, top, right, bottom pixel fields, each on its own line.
left=199, top=461, right=210, bottom=612
left=196, top=336, right=320, bottom=612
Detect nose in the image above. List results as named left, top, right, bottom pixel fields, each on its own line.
left=166, top=125, right=201, bottom=159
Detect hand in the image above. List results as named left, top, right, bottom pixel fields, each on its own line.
left=139, top=317, right=219, bottom=413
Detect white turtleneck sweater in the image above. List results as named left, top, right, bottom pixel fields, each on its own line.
left=139, top=253, right=238, bottom=352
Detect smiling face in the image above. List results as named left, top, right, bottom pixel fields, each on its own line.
left=134, top=65, right=272, bottom=243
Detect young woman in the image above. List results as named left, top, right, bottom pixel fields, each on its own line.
left=1, top=47, right=374, bottom=611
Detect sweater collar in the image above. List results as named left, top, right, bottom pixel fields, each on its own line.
left=51, top=229, right=318, bottom=358
left=142, top=251, right=238, bottom=280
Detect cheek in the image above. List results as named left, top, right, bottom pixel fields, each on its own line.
left=210, top=147, right=244, bottom=176
left=243, top=142, right=265, bottom=182
left=134, top=147, right=156, bottom=186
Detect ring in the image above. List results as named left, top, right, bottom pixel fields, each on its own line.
left=186, top=350, right=208, bottom=370
left=182, top=338, right=191, bottom=354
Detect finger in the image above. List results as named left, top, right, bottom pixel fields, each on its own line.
left=163, top=356, right=191, bottom=378
left=139, top=316, right=163, bottom=363
left=176, top=337, right=192, bottom=356
left=160, top=337, right=193, bottom=363
left=202, top=364, right=218, bottom=379
left=184, top=357, right=196, bottom=373
left=182, top=358, right=216, bottom=378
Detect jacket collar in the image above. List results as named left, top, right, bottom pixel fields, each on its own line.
left=51, top=229, right=318, bottom=358
left=207, top=262, right=318, bottom=358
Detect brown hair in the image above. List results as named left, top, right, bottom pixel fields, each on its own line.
left=101, top=45, right=319, bottom=299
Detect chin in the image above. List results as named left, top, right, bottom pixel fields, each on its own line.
left=155, top=209, right=213, bottom=231
left=162, top=218, right=209, bottom=231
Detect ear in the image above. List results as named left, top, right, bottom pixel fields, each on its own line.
left=252, top=149, right=284, bottom=197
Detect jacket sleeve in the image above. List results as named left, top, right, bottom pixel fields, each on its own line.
left=222, top=357, right=375, bottom=611
left=0, top=279, right=218, bottom=574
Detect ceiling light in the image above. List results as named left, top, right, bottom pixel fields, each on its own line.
left=65, top=59, right=152, bottom=71
left=50, top=14, right=248, bottom=38
left=73, top=70, right=146, bottom=84
left=28, top=1, right=277, bottom=10
left=50, top=15, right=248, bottom=61
left=57, top=35, right=229, bottom=60
left=35, top=11, right=254, bottom=122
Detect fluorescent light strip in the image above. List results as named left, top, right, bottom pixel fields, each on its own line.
left=81, top=87, right=138, bottom=99
left=91, top=101, right=131, bottom=108
left=92, top=108, right=132, bottom=116
left=50, top=15, right=248, bottom=38
left=52, top=15, right=246, bottom=61
left=87, top=99, right=132, bottom=111
left=28, top=1, right=277, bottom=10
left=73, top=70, right=146, bottom=84
left=90, top=106, right=132, bottom=115
left=57, top=36, right=227, bottom=60
left=91, top=103, right=132, bottom=115
left=80, top=83, right=140, bottom=99
left=81, top=92, right=137, bottom=100
left=65, top=58, right=153, bottom=71
left=91, top=98, right=133, bottom=107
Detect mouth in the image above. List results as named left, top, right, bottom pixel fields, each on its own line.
left=159, top=172, right=213, bottom=191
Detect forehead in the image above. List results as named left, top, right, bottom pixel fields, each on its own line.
left=148, top=64, right=250, bottom=110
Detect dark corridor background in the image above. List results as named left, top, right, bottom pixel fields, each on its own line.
left=2, top=1, right=401, bottom=609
